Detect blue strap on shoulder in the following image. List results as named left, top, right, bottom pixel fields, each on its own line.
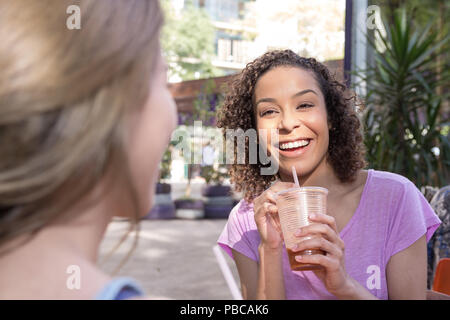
left=95, top=277, right=145, bottom=300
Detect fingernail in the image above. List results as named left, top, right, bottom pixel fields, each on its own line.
left=292, top=244, right=298, bottom=251
left=295, top=228, right=302, bottom=236
left=309, top=213, right=316, bottom=219
left=295, top=255, right=302, bottom=261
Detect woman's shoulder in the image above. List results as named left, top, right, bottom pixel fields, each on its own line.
left=230, top=198, right=255, bottom=218
left=368, top=169, right=415, bottom=195
left=369, top=169, right=412, bottom=185
left=367, top=169, right=440, bottom=228
left=95, top=277, right=144, bottom=300
left=225, top=198, right=257, bottom=232
left=236, top=198, right=254, bottom=211
left=359, top=169, right=423, bottom=216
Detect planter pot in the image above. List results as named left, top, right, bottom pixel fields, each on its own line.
left=202, top=184, right=231, bottom=197
left=144, top=182, right=175, bottom=220
left=203, top=196, right=235, bottom=206
left=146, top=203, right=176, bottom=220
left=174, top=199, right=204, bottom=219
left=204, top=203, right=234, bottom=219
left=156, top=182, right=171, bottom=194
left=202, top=185, right=234, bottom=219
left=154, top=194, right=172, bottom=203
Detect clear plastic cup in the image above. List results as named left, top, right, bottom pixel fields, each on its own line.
left=275, top=186, right=328, bottom=271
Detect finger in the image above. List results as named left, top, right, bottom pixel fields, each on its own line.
left=308, top=213, right=339, bottom=234
left=294, top=252, right=340, bottom=271
left=269, top=181, right=297, bottom=194
left=265, top=202, right=278, bottom=214
left=272, top=213, right=282, bottom=234
left=262, top=181, right=296, bottom=207
left=296, top=223, right=345, bottom=251
left=292, top=237, right=342, bottom=258
left=265, top=204, right=281, bottom=230
left=254, top=201, right=275, bottom=220
left=264, top=190, right=277, bottom=204
left=254, top=201, right=268, bottom=219
left=267, top=213, right=284, bottom=239
left=295, top=223, right=339, bottom=244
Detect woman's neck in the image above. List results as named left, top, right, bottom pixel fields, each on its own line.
left=0, top=196, right=114, bottom=299
left=279, top=157, right=343, bottom=195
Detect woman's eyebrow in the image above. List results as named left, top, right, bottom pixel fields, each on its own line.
left=292, top=89, right=317, bottom=98
left=255, top=97, right=277, bottom=107
left=255, top=89, right=317, bottom=107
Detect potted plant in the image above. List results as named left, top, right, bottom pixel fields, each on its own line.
left=193, top=79, right=236, bottom=218
left=355, top=7, right=449, bottom=187
left=145, top=146, right=176, bottom=219
left=201, top=163, right=235, bottom=219
left=173, top=79, right=225, bottom=219
left=172, top=122, right=205, bottom=219
left=173, top=150, right=204, bottom=219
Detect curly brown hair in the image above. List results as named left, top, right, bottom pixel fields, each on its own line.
left=216, top=49, right=367, bottom=201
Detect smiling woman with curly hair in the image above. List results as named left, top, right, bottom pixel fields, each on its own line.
left=217, top=49, right=366, bottom=201
left=217, top=49, right=441, bottom=300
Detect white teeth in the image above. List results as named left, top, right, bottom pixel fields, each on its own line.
left=280, top=139, right=310, bottom=150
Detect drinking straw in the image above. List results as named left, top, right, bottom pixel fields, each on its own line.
left=292, top=165, right=300, bottom=187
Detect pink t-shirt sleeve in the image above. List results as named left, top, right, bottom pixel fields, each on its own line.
left=386, top=180, right=441, bottom=258
left=217, top=200, right=260, bottom=262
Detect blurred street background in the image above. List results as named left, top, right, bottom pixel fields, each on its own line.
left=99, top=182, right=238, bottom=300
left=99, top=219, right=234, bottom=299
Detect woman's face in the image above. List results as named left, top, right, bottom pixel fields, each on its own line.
left=127, top=51, right=177, bottom=216
left=254, top=66, right=330, bottom=180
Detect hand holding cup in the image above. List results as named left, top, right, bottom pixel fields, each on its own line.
left=252, top=181, right=297, bottom=250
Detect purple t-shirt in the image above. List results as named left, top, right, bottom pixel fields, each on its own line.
left=217, top=169, right=441, bottom=299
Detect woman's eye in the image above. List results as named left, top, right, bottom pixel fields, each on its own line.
left=260, top=110, right=277, bottom=117
left=297, top=103, right=313, bottom=109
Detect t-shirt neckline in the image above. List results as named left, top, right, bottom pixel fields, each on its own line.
left=338, top=169, right=373, bottom=239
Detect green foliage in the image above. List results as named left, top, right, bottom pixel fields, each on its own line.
left=193, top=79, right=221, bottom=125
left=159, top=147, right=172, bottom=180
left=200, top=165, right=228, bottom=185
left=161, top=0, right=223, bottom=80
left=159, top=140, right=180, bottom=182
left=371, top=0, right=448, bottom=35
left=358, top=8, right=449, bottom=187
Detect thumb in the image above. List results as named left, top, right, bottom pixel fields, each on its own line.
left=267, top=203, right=278, bottom=214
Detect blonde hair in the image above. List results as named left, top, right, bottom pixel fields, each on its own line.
left=0, top=0, right=163, bottom=269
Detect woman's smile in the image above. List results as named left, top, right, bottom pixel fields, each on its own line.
left=277, top=138, right=313, bottom=158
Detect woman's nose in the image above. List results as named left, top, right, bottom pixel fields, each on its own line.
left=278, top=113, right=301, bottom=132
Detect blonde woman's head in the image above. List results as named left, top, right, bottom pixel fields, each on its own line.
left=0, top=0, right=177, bottom=253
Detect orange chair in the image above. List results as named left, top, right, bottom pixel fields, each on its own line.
left=433, top=258, right=450, bottom=295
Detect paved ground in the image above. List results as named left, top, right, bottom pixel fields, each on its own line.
left=98, top=218, right=240, bottom=300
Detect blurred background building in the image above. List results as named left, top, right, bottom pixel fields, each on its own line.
left=163, top=0, right=346, bottom=80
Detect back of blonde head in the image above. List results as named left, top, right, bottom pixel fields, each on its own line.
left=0, top=0, right=163, bottom=253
